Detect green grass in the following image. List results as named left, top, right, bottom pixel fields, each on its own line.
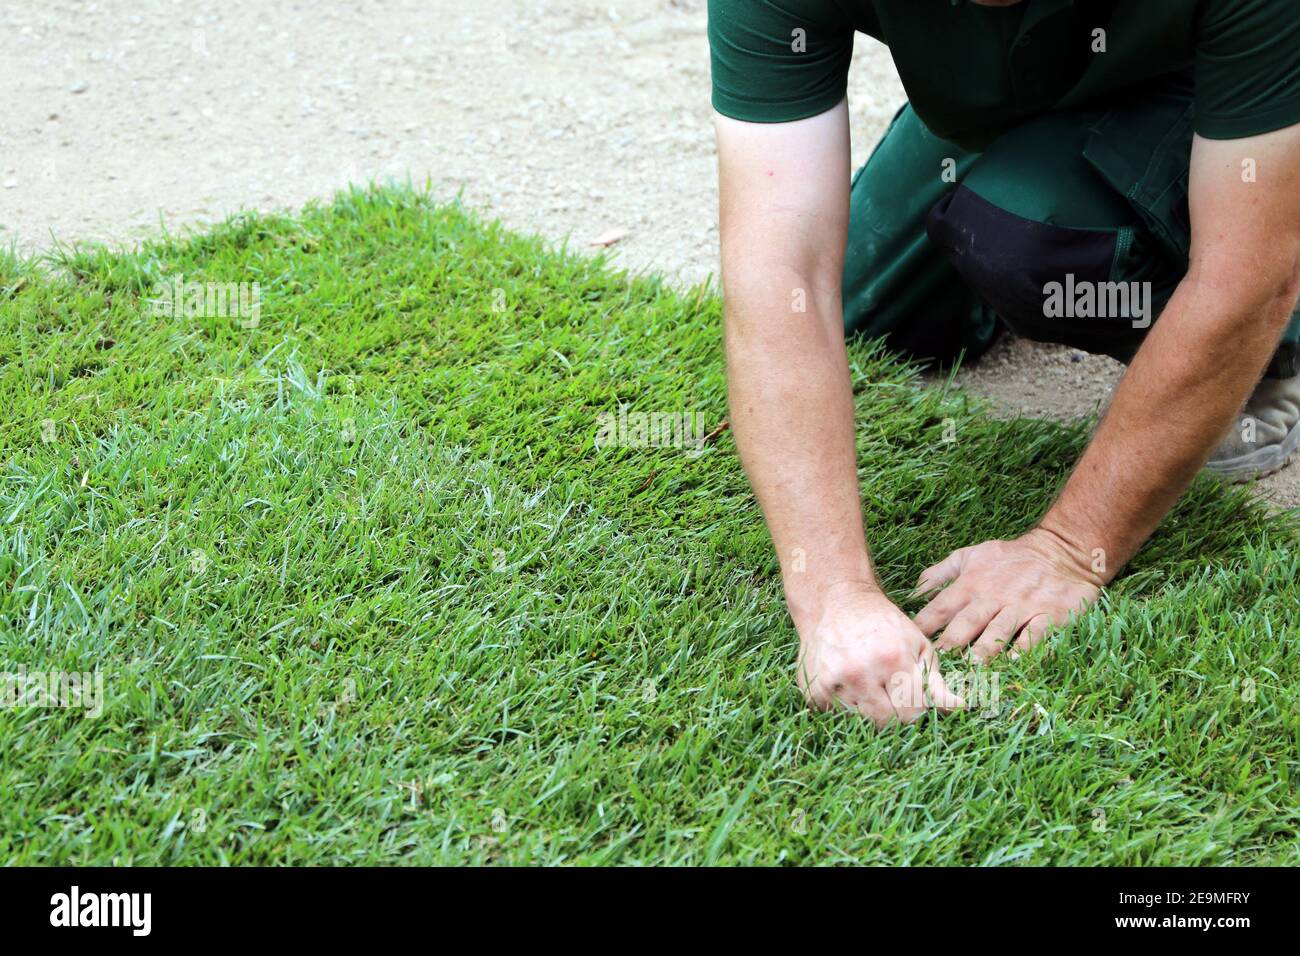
left=1, top=184, right=1296, bottom=865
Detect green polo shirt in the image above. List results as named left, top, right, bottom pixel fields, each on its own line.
left=708, top=0, right=1300, bottom=149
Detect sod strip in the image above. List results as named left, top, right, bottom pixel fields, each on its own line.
left=0, top=185, right=1295, bottom=864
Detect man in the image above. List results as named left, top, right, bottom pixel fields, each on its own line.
left=708, top=0, right=1300, bottom=725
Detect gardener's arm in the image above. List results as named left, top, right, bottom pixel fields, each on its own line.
left=716, top=102, right=961, bottom=724
left=916, top=124, right=1300, bottom=660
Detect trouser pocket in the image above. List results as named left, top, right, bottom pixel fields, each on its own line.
left=1083, top=79, right=1300, bottom=377
left=1082, top=81, right=1195, bottom=268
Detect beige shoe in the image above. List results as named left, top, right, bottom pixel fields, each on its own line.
left=1204, top=374, right=1300, bottom=482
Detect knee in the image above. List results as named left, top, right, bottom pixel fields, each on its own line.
left=925, top=185, right=1122, bottom=331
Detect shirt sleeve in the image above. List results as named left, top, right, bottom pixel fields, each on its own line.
left=708, top=0, right=857, bottom=123
left=1194, top=0, right=1300, bottom=139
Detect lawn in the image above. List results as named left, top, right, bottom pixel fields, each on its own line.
left=1, top=185, right=1296, bottom=865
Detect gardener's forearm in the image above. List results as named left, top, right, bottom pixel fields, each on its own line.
left=714, top=105, right=962, bottom=725
left=1040, top=127, right=1300, bottom=578
left=712, top=103, right=870, bottom=631
left=725, top=269, right=875, bottom=630
left=1041, top=266, right=1297, bottom=578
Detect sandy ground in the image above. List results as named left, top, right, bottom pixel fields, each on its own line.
left=2, top=0, right=1296, bottom=507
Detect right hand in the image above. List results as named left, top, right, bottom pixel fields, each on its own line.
left=795, top=583, right=964, bottom=728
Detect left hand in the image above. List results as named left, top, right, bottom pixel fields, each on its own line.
left=912, top=529, right=1105, bottom=662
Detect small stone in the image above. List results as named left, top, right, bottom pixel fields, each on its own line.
left=69, top=81, right=88, bottom=94
left=2, top=178, right=16, bottom=189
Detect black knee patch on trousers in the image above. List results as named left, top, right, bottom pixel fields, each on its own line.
left=925, top=185, right=1143, bottom=355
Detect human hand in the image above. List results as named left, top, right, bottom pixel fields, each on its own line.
left=796, top=583, right=964, bottom=727
left=913, top=529, right=1103, bottom=662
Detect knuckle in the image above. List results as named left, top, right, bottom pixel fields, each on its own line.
left=870, top=645, right=908, bottom=675
left=901, top=705, right=926, bottom=723
left=828, top=662, right=869, bottom=692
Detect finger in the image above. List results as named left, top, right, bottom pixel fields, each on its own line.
left=1011, top=613, right=1056, bottom=657
left=971, top=606, right=1024, bottom=663
left=934, top=599, right=1001, bottom=652
left=798, top=662, right=843, bottom=712
left=922, top=649, right=966, bottom=712
left=831, top=694, right=861, bottom=715
left=914, top=585, right=973, bottom=638
left=884, top=666, right=929, bottom=724
left=913, top=549, right=965, bottom=596
left=886, top=645, right=965, bottom=718
left=860, top=683, right=905, bottom=730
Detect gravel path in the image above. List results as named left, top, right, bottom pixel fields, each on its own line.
left=3, top=0, right=1295, bottom=507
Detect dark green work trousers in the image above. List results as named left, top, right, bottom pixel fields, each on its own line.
left=843, top=82, right=1300, bottom=378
